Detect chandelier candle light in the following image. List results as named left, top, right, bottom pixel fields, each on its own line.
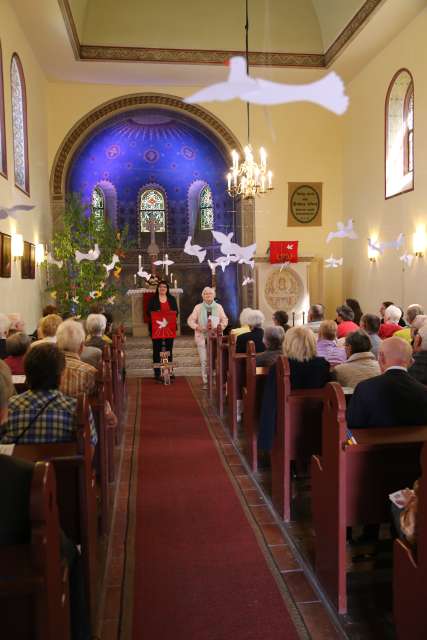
left=227, top=146, right=272, bottom=197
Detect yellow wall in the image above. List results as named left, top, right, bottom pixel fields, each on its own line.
left=47, top=82, right=344, bottom=318
left=343, top=7, right=427, bottom=316
left=0, top=1, right=50, bottom=330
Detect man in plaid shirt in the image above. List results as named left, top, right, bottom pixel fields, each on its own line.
left=0, top=343, right=97, bottom=447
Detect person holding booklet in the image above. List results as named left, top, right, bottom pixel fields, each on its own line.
left=147, top=280, right=178, bottom=382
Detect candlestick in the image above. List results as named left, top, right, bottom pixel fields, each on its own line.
left=165, top=253, right=169, bottom=275
left=174, top=279, right=177, bottom=289
left=138, top=254, right=142, bottom=270
left=133, top=274, right=137, bottom=285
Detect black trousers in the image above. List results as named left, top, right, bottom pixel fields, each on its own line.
left=152, top=338, right=174, bottom=378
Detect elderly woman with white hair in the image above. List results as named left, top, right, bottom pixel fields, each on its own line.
left=86, top=313, right=110, bottom=351
left=236, top=309, right=265, bottom=354
left=378, top=304, right=403, bottom=339
left=256, top=326, right=285, bottom=367
left=187, top=287, right=228, bottom=389
left=230, top=307, right=252, bottom=337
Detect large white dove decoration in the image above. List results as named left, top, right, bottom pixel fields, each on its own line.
left=400, top=252, right=415, bottom=267
left=185, top=57, right=349, bottom=116
left=46, top=252, right=63, bottom=269
left=104, top=254, right=120, bottom=274
left=75, top=244, right=100, bottom=263
left=0, top=204, right=35, bottom=220
left=324, top=255, right=343, bottom=269
left=183, top=236, right=206, bottom=264
left=214, top=255, right=239, bottom=272
left=326, top=220, right=358, bottom=243
left=136, top=267, right=151, bottom=281
left=211, top=231, right=256, bottom=263
left=242, top=276, right=255, bottom=286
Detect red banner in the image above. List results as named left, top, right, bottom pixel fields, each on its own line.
left=151, top=311, right=177, bottom=339
left=269, top=241, right=298, bottom=263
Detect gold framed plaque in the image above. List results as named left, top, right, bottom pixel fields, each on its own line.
left=288, top=182, right=322, bottom=227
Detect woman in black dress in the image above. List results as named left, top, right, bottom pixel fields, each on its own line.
left=147, top=280, right=179, bottom=381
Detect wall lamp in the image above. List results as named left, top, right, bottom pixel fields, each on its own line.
left=413, top=226, right=426, bottom=258
left=368, top=237, right=379, bottom=263
left=11, top=233, right=24, bottom=261
left=35, top=243, right=45, bottom=265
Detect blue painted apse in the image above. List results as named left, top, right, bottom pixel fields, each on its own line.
left=66, top=107, right=239, bottom=322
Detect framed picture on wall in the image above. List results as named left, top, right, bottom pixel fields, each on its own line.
left=0, top=233, right=11, bottom=278
left=287, top=182, right=322, bottom=227
left=21, top=241, right=35, bottom=279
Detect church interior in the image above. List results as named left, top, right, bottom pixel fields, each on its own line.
left=1, top=1, right=427, bottom=638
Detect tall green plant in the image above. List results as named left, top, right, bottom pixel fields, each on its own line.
left=45, top=194, right=130, bottom=316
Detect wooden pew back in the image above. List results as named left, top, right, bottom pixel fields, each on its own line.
left=311, top=382, right=427, bottom=614
left=0, top=461, right=70, bottom=640
left=227, top=333, right=247, bottom=440
left=215, top=330, right=229, bottom=418
left=242, top=341, right=268, bottom=472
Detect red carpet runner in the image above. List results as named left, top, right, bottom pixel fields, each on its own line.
left=129, top=378, right=300, bottom=639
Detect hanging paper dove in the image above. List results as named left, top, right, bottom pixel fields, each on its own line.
left=183, top=236, right=207, bottom=263
left=279, top=262, right=290, bottom=272
left=104, top=254, right=120, bottom=274
left=368, top=238, right=383, bottom=255
left=106, top=296, right=116, bottom=305
left=324, top=255, right=343, bottom=269
left=211, top=230, right=256, bottom=262
left=46, top=252, right=63, bottom=269
left=136, top=268, right=151, bottom=280
left=377, top=233, right=404, bottom=252
left=71, top=296, right=79, bottom=305
left=400, top=252, right=415, bottom=267
left=326, top=220, right=358, bottom=243
left=242, top=276, right=255, bottom=286
left=185, top=57, right=349, bottom=116
left=208, top=259, right=219, bottom=273
left=75, top=243, right=100, bottom=263
left=153, top=257, right=175, bottom=269
left=0, top=204, right=35, bottom=220
left=214, top=255, right=239, bottom=272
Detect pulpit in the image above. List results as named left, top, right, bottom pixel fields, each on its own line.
left=127, top=288, right=183, bottom=337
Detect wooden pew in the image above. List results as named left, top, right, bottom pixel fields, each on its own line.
left=0, top=461, right=70, bottom=640
left=271, top=356, right=325, bottom=521
left=393, top=441, right=427, bottom=640
left=242, top=341, right=268, bottom=472
left=207, top=327, right=217, bottom=402
left=102, top=346, right=116, bottom=483
left=215, top=329, right=229, bottom=418
left=12, top=395, right=98, bottom=629
left=311, top=382, right=427, bottom=614
left=227, top=334, right=247, bottom=440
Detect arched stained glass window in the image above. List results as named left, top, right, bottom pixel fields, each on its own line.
left=385, top=69, right=414, bottom=199
left=0, top=42, right=6, bottom=178
left=139, top=189, right=166, bottom=233
left=91, top=186, right=105, bottom=230
left=199, top=185, right=214, bottom=230
left=11, top=54, right=29, bottom=194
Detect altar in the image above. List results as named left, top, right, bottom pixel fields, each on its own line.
left=127, top=288, right=184, bottom=337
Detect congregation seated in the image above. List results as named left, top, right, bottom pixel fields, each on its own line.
left=256, top=326, right=284, bottom=367
left=379, top=300, right=406, bottom=327
left=3, top=332, right=31, bottom=375
left=335, top=304, right=359, bottom=338
left=56, top=320, right=97, bottom=397
left=303, top=303, right=324, bottom=335
left=0, top=360, right=15, bottom=398
left=0, top=312, right=11, bottom=359
left=283, top=326, right=333, bottom=390
left=0, top=342, right=97, bottom=447
left=378, top=303, right=403, bottom=339
left=32, top=313, right=63, bottom=346
left=85, top=313, right=111, bottom=350
left=273, top=310, right=290, bottom=333
left=236, top=309, right=265, bottom=354
left=360, top=313, right=381, bottom=358
left=7, top=314, right=26, bottom=335
left=334, top=330, right=380, bottom=388
left=408, top=324, right=427, bottom=384
left=316, top=320, right=346, bottom=366
left=347, top=337, right=427, bottom=429
left=394, top=304, right=424, bottom=343
left=345, top=298, right=363, bottom=325
left=230, top=307, right=252, bottom=337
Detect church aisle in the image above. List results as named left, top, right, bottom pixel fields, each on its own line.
left=116, top=377, right=312, bottom=640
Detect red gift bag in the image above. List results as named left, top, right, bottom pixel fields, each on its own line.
left=151, top=311, right=177, bottom=339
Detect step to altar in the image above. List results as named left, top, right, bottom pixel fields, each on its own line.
left=125, top=336, right=201, bottom=378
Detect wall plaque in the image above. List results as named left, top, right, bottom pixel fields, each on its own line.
left=288, top=182, right=322, bottom=227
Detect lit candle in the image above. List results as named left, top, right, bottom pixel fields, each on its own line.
left=260, top=175, right=266, bottom=192
left=170, top=272, right=173, bottom=282
left=267, top=170, right=273, bottom=189
left=138, top=254, right=142, bottom=270
left=233, top=169, right=238, bottom=187
left=134, top=274, right=137, bottom=285
left=165, top=253, right=169, bottom=275
left=174, top=279, right=177, bottom=289
left=227, top=172, right=232, bottom=191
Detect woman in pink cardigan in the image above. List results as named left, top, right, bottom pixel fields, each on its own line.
left=187, top=287, right=228, bottom=389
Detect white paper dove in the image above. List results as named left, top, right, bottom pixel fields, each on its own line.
left=242, top=276, right=255, bottom=286
left=400, top=252, right=415, bottom=267
left=46, top=252, right=63, bottom=269
left=136, top=268, right=151, bottom=281
left=106, top=296, right=116, bottom=305
left=208, top=260, right=219, bottom=273
left=324, top=255, right=343, bottom=268
left=185, top=57, right=349, bottom=116
left=368, top=238, right=382, bottom=254
left=0, top=204, right=35, bottom=220
left=377, top=233, right=404, bottom=252
left=183, top=236, right=207, bottom=263
left=75, top=244, right=100, bottom=263
left=104, top=254, right=120, bottom=273
left=211, top=231, right=256, bottom=263
left=153, top=258, right=174, bottom=268
left=326, top=220, right=358, bottom=243
left=214, top=255, right=239, bottom=272
left=71, top=296, right=79, bottom=304
left=279, top=262, right=290, bottom=272
left=156, top=318, right=168, bottom=329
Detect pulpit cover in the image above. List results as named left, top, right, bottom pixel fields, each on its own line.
left=151, top=311, right=177, bottom=339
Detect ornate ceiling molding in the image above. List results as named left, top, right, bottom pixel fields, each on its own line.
left=58, top=0, right=385, bottom=69
left=50, top=93, right=242, bottom=198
